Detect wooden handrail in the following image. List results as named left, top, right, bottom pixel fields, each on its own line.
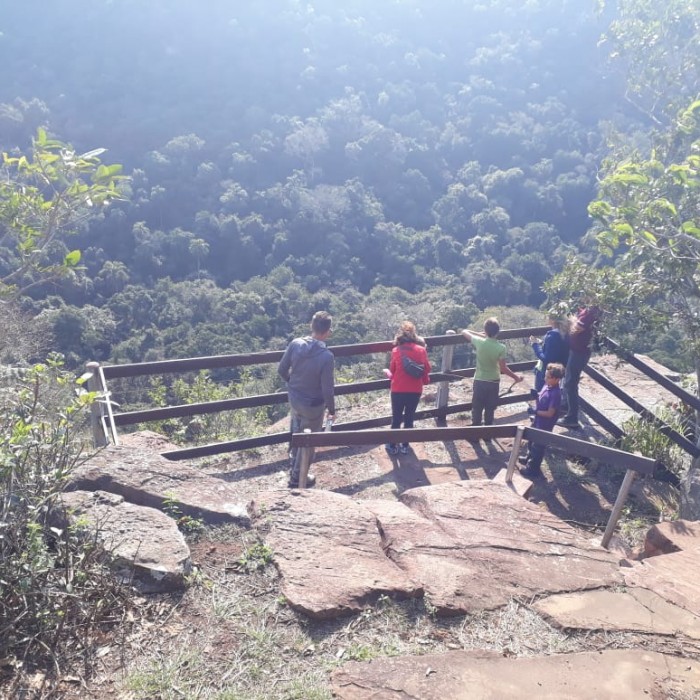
left=101, top=327, right=550, bottom=379
left=287, top=423, right=657, bottom=476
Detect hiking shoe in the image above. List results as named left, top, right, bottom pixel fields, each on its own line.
left=399, top=444, right=409, bottom=455
left=557, top=418, right=581, bottom=429
left=288, top=473, right=316, bottom=488
left=518, top=455, right=529, bottom=466
left=519, top=465, right=543, bottom=479
left=386, top=444, right=399, bottom=456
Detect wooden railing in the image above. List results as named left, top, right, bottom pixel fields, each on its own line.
left=84, top=328, right=700, bottom=549
left=290, top=424, right=657, bottom=548
left=86, top=328, right=700, bottom=463
left=87, top=326, right=549, bottom=457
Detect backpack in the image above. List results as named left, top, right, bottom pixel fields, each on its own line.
left=399, top=344, right=425, bottom=378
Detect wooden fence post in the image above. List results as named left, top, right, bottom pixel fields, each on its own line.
left=601, top=468, right=636, bottom=549
left=86, top=361, right=108, bottom=447
left=435, top=330, right=456, bottom=426
left=298, top=429, right=313, bottom=488
left=505, top=425, right=525, bottom=483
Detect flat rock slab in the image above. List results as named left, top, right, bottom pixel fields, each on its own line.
left=625, top=548, right=700, bottom=617
left=534, top=588, right=700, bottom=639
left=331, top=648, right=700, bottom=699
left=69, top=444, right=250, bottom=525
left=56, top=490, right=191, bottom=592
left=252, top=481, right=620, bottom=619
left=644, top=519, right=700, bottom=557
left=250, top=489, right=422, bottom=619
left=368, top=481, right=620, bottom=614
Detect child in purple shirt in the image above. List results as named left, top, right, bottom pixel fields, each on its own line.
left=519, top=363, right=564, bottom=479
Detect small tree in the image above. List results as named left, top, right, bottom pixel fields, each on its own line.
left=546, top=100, right=700, bottom=424
left=0, top=128, right=126, bottom=300
left=0, top=357, right=130, bottom=691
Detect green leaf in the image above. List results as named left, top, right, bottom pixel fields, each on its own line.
left=64, top=250, right=81, bottom=266
left=612, top=222, right=634, bottom=238
left=681, top=221, right=700, bottom=237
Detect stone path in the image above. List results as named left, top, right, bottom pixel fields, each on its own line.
left=331, top=648, right=700, bottom=699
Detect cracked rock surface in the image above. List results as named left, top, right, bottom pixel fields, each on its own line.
left=250, top=481, right=621, bottom=618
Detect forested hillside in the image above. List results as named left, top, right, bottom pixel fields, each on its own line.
left=0, top=0, right=697, bottom=373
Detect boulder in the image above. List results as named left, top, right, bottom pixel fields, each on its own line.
left=69, top=444, right=249, bottom=525
left=55, top=490, right=191, bottom=592
left=331, top=648, right=700, bottom=700
left=249, top=489, right=422, bottom=619
left=644, top=519, right=700, bottom=557
left=624, top=548, right=700, bottom=616
left=366, top=481, right=620, bottom=614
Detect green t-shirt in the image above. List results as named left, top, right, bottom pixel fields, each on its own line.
left=471, top=335, right=505, bottom=381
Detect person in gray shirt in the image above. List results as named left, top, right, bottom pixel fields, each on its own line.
left=278, top=311, right=335, bottom=488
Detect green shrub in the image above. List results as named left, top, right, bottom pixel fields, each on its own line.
left=620, top=404, right=689, bottom=480
left=0, top=355, right=130, bottom=692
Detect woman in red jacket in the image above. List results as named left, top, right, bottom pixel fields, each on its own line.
left=386, top=321, right=431, bottom=455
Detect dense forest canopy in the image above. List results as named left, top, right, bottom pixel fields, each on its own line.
left=0, top=0, right=697, bottom=376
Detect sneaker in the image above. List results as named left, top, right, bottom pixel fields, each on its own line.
left=519, top=465, right=543, bottom=479
left=518, top=455, right=529, bottom=466
left=386, top=444, right=399, bottom=456
left=557, top=418, right=581, bottom=429
left=288, top=473, right=316, bottom=488
left=399, top=444, right=409, bottom=455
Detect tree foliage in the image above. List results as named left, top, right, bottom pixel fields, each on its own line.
left=0, top=129, right=125, bottom=300
left=547, top=100, right=700, bottom=375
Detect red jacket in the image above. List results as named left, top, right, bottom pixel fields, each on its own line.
left=389, top=342, right=431, bottom=393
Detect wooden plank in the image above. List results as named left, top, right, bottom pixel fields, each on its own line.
left=113, top=391, right=290, bottom=426
left=522, top=426, right=656, bottom=475
left=161, top=430, right=290, bottom=460
left=112, top=366, right=535, bottom=428
left=584, top=364, right=700, bottom=457
left=291, top=425, right=518, bottom=448
left=101, top=328, right=548, bottom=379
left=601, top=337, right=700, bottom=412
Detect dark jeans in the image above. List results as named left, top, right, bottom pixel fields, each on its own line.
left=472, top=379, right=499, bottom=426
left=390, top=392, right=421, bottom=446
left=563, top=350, right=589, bottom=422
left=526, top=442, right=546, bottom=470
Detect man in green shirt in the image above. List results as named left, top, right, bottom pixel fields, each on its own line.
left=462, top=317, right=523, bottom=426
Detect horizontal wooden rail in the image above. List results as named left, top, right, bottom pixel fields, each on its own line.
left=112, top=362, right=536, bottom=427
left=159, top=390, right=535, bottom=460
left=522, top=427, right=656, bottom=475
left=291, top=425, right=517, bottom=448
left=102, top=327, right=550, bottom=379
left=287, top=423, right=657, bottom=476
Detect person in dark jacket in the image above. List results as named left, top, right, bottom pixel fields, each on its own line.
left=386, top=321, right=431, bottom=455
left=558, top=304, right=601, bottom=429
left=278, top=311, right=335, bottom=488
left=529, top=305, right=570, bottom=396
